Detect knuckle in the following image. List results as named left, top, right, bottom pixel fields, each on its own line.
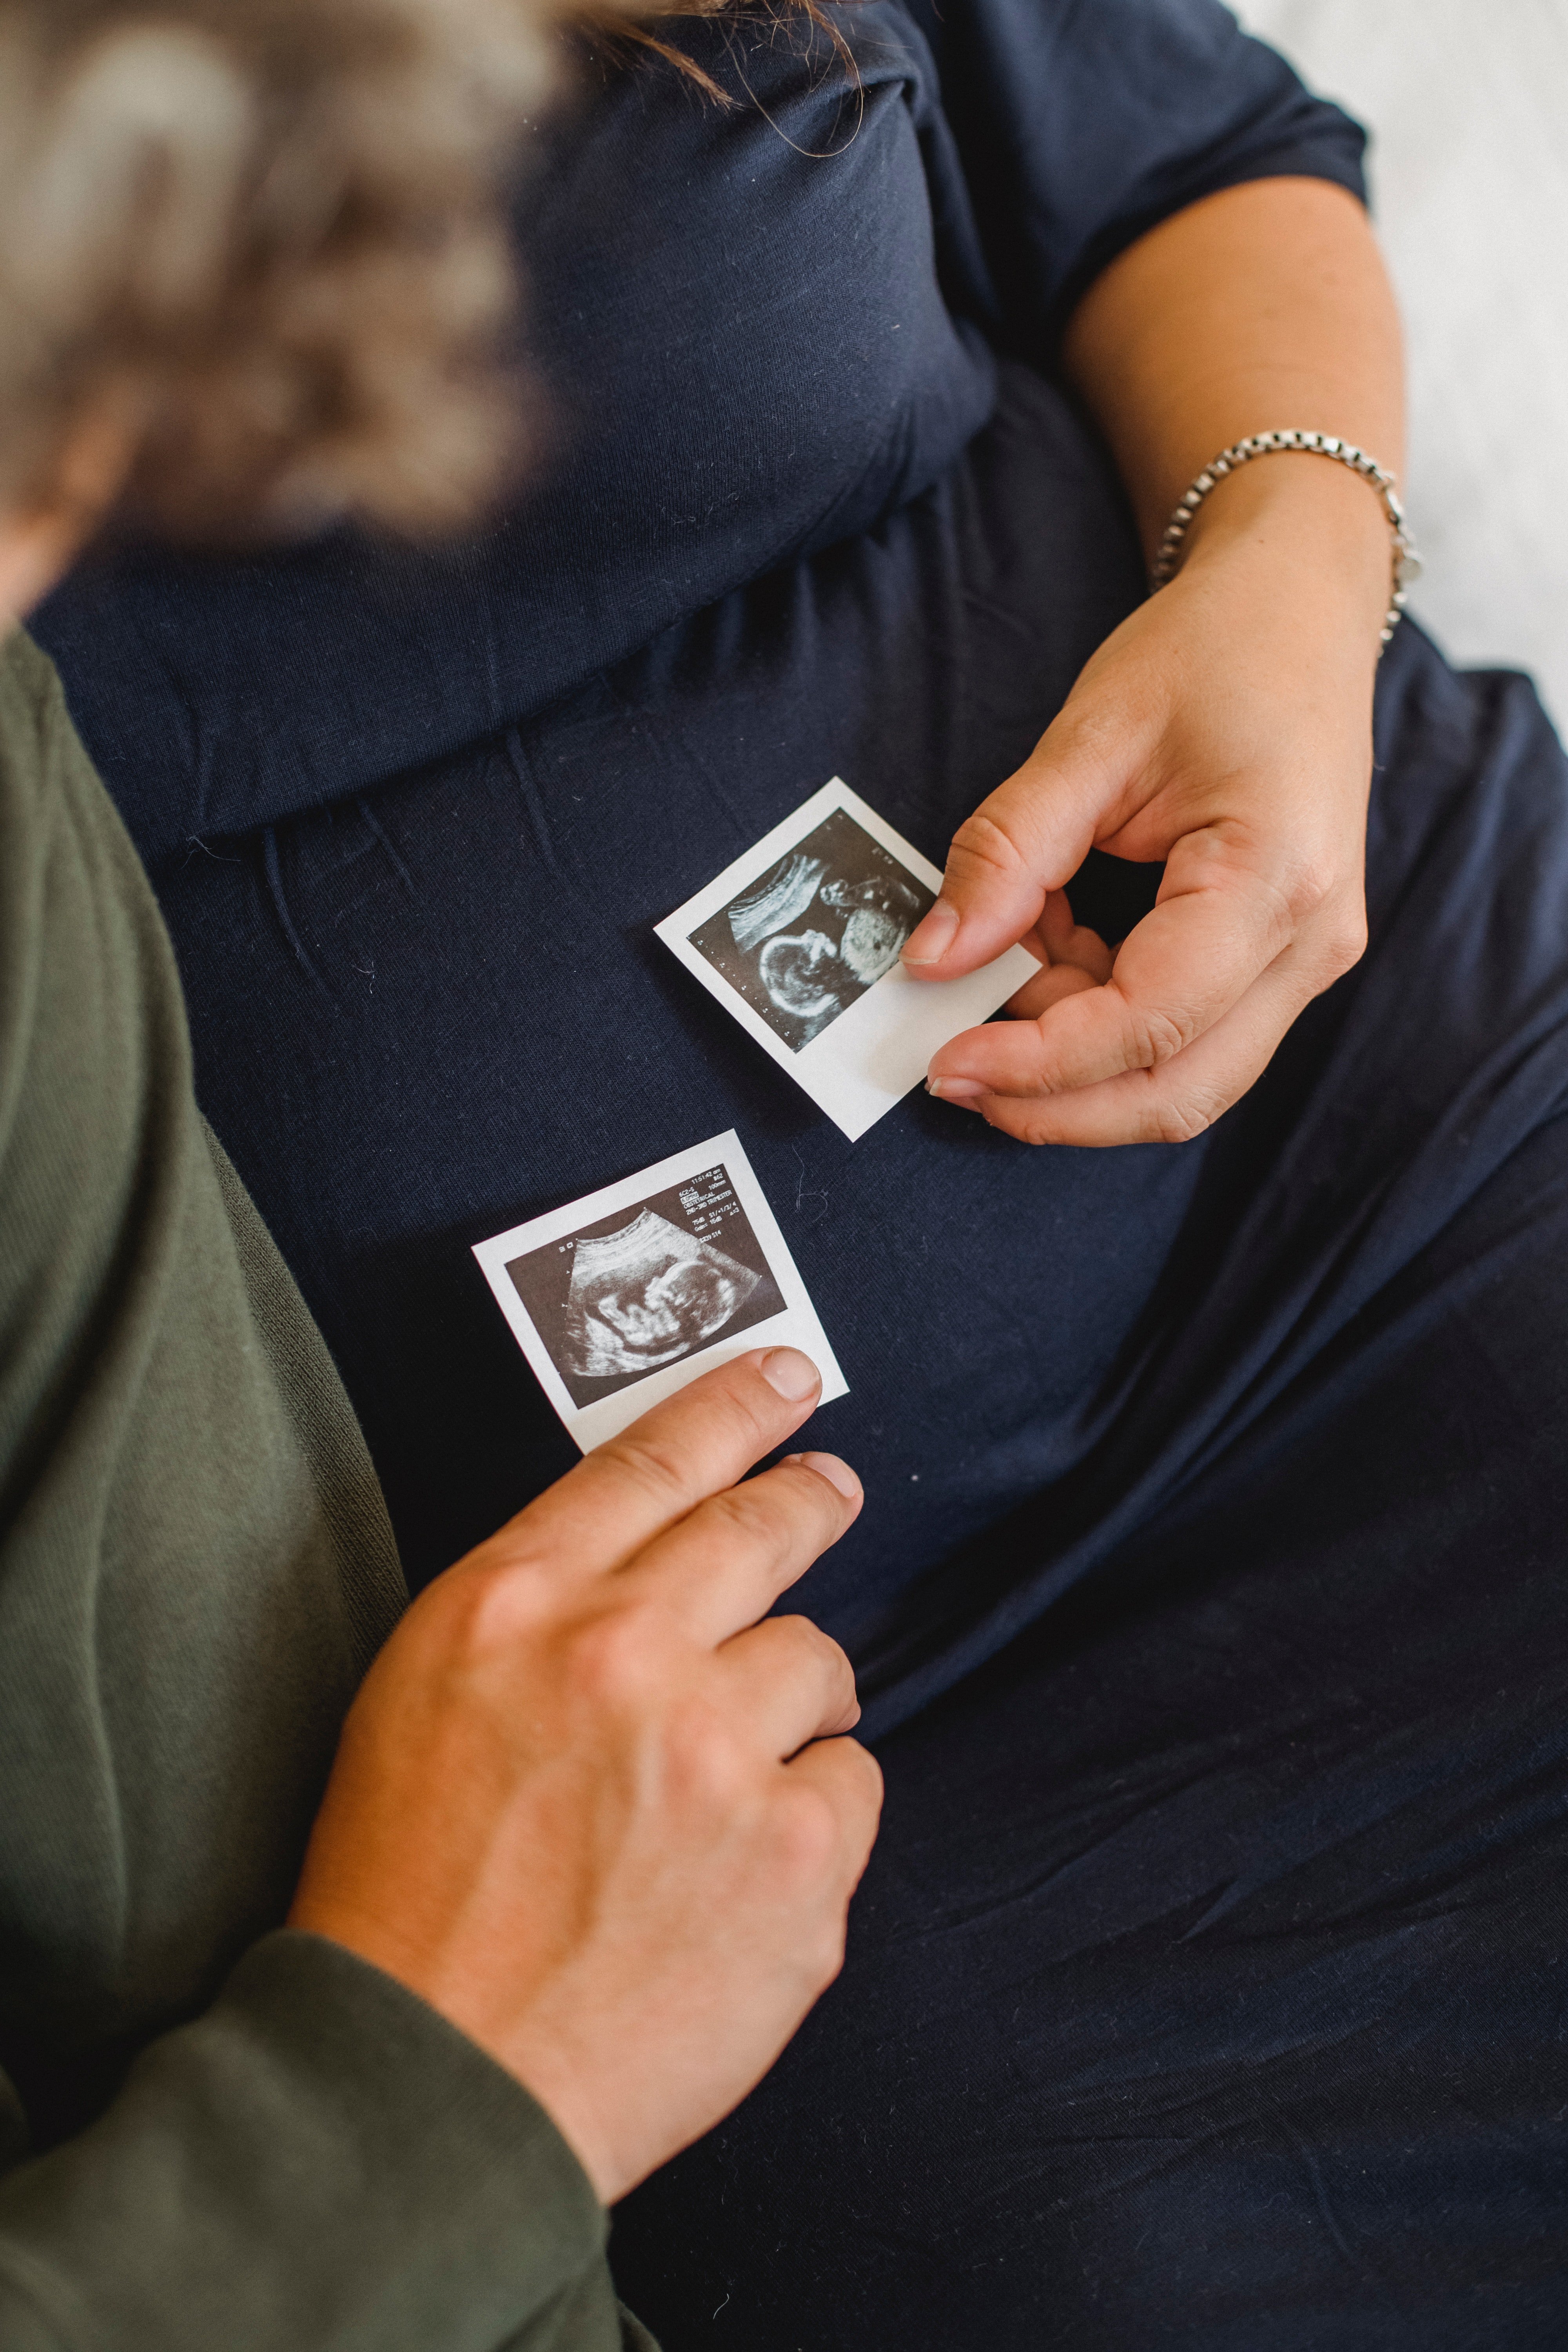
left=717, top=1462, right=851, bottom=1568
left=704, top=1479, right=806, bottom=1556
left=825, top=1636, right=860, bottom=1713
left=803, top=1627, right=858, bottom=1718
left=1118, top=992, right=1192, bottom=1071
left=705, top=1376, right=776, bottom=1458
left=770, top=1780, right=842, bottom=1885
left=1009, top=1106, right=1060, bottom=1148
left=664, top=1707, right=749, bottom=1813
left=774, top=1612, right=850, bottom=1680
left=696, top=1484, right=768, bottom=1552
left=593, top=1431, right=697, bottom=1517
left=563, top=1603, right=668, bottom=1710
left=801, top=1916, right=850, bottom=1994
left=1283, top=853, right=1338, bottom=922
left=1321, top=908, right=1368, bottom=976
left=1148, top=1088, right=1221, bottom=1146
left=835, top=1737, right=885, bottom=1822
left=947, top=808, right=1031, bottom=886
left=430, top=1558, right=546, bottom=1668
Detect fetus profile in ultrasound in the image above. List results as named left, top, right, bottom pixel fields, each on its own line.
left=690, top=807, right=935, bottom=1049
left=506, top=1165, right=787, bottom=1405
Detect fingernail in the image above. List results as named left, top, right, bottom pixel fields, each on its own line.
left=796, top=1451, right=861, bottom=1502
left=901, top=898, right=960, bottom=966
left=759, top=1347, right=821, bottom=1402
left=927, top=1076, right=985, bottom=1101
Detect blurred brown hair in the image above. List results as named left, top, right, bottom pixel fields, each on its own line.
left=584, top=0, right=852, bottom=111
left=0, top=0, right=569, bottom=539
left=0, top=0, right=849, bottom=544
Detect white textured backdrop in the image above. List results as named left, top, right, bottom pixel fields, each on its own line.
left=1233, top=0, right=1568, bottom=728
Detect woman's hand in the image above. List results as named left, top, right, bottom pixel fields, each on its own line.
left=290, top=1347, right=880, bottom=2207
left=904, top=173, right=1408, bottom=1147
left=906, top=455, right=1390, bottom=1145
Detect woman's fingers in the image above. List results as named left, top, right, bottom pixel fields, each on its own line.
left=620, top=1452, right=864, bottom=1647
left=1002, top=889, right=1114, bottom=1020
left=712, top=1614, right=862, bottom=1756
left=932, top=828, right=1300, bottom=1096
left=999, top=959, right=1101, bottom=1024
left=938, top=940, right=1332, bottom=1146
left=1039, top=885, right=1118, bottom=983
left=901, top=739, right=1109, bottom=979
left=930, top=811, right=1366, bottom=1113
left=481, top=1348, right=828, bottom=1584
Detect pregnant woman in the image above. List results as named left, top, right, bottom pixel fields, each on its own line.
left=36, top=0, right=1568, bottom=2340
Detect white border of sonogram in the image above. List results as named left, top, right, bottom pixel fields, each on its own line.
left=472, top=1130, right=849, bottom=1452
left=655, top=778, right=1041, bottom=1142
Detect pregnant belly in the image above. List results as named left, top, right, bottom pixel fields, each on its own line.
left=145, top=366, right=1209, bottom=1718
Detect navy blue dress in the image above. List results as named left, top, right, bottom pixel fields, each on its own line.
left=35, top=2, right=1568, bottom=2341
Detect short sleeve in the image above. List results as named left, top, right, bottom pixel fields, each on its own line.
left=897, top=0, right=1368, bottom=352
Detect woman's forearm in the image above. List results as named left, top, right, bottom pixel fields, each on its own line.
left=1063, top=176, right=1406, bottom=636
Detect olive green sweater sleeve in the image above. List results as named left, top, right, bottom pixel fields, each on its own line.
left=0, top=1935, right=637, bottom=2352
left=0, top=625, right=650, bottom=2348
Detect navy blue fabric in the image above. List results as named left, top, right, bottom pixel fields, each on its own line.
left=33, top=0, right=1363, bottom=858
left=613, top=1073, right=1568, bottom=2344
left=90, top=363, right=1193, bottom=1659
left=32, top=0, right=1568, bottom=2337
left=902, top=0, right=1369, bottom=350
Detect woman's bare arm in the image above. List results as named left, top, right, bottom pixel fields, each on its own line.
left=1065, top=176, right=1403, bottom=567
left=904, top=176, right=1411, bottom=1148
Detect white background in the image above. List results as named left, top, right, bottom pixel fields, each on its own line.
left=1236, top=0, right=1568, bottom=731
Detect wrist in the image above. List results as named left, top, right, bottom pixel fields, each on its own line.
left=1176, top=453, right=1399, bottom=642
left=289, top=1899, right=626, bottom=2203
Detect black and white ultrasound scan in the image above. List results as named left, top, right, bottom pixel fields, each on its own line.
left=656, top=780, right=1040, bottom=1141
left=505, top=1165, right=786, bottom=1408
left=472, top=1131, right=848, bottom=1449
left=688, top=807, right=935, bottom=1051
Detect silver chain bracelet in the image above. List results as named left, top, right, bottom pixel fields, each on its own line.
left=1151, top=428, right=1425, bottom=648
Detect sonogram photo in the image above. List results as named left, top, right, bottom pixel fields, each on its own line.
left=689, top=806, right=935, bottom=1050
left=505, top=1164, right=786, bottom=1406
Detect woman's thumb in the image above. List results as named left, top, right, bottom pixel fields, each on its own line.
left=900, top=747, right=1101, bottom=979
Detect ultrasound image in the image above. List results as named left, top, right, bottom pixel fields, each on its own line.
left=690, top=807, right=934, bottom=1051
left=506, top=1165, right=786, bottom=1406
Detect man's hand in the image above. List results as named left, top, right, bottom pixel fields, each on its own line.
left=289, top=1348, right=880, bottom=2206
left=904, top=454, right=1388, bottom=1146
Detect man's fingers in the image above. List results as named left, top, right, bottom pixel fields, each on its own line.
left=620, top=1453, right=863, bottom=1646
left=483, top=1349, right=827, bottom=1584
left=930, top=829, right=1312, bottom=1101
left=783, top=1735, right=885, bottom=1890
left=713, top=1615, right=861, bottom=1757
left=901, top=746, right=1105, bottom=981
